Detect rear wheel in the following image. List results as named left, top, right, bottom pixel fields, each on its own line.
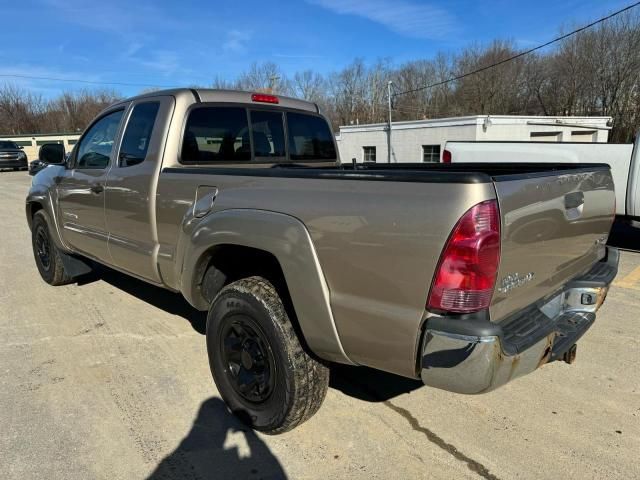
left=31, top=211, right=72, bottom=285
left=206, top=276, right=329, bottom=434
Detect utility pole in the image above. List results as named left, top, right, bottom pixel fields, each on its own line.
left=387, top=81, right=393, bottom=163
left=268, top=75, right=280, bottom=93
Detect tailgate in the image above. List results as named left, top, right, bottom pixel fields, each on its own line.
left=490, top=166, right=615, bottom=322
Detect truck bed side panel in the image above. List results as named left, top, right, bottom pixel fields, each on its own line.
left=156, top=171, right=495, bottom=377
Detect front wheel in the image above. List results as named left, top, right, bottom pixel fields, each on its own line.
left=206, top=276, right=329, bottom=434
left=31, top=211, right=72, bottom=285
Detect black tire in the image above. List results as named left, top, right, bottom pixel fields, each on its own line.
left=31, top=211, right=72, bottom=285
left=207, top=276, right=329, bottom=434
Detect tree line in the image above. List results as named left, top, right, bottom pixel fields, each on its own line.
left=2, top=11, right=639, bottom=142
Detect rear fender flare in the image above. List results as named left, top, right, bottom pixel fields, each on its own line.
left=179, top=209, right=353, bottom=365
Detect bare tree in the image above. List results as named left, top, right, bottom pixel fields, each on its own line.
left=235, top=62, right=291, bottom=94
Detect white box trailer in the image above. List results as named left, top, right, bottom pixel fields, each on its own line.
left=443, top=138, right=640, bottom=222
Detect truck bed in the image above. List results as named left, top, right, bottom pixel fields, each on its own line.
left=165, top=162, right=610, bottom=184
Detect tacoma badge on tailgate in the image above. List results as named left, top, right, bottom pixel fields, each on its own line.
left=498, top=272, right=535, bottom=294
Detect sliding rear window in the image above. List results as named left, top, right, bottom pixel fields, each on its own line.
left=250, top=110, right=286, bottom=159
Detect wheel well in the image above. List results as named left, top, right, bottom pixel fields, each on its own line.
left=196, top=244, right=312, bottom=353
left=197, top=244, right=288, bottom=306
left=27, top=202, right=44, bottom=229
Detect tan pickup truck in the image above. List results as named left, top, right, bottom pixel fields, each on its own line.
left=27, top=89, right=618, bottom=433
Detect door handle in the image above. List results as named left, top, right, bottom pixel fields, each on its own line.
left=91, top=184, right=104, bottom=194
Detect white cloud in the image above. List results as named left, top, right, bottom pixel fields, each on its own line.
left=138, top=50, right=181, bottom=76
left=306, top=0, right=456, bottom=39
left=223, top=30, right=252, bottom=54
left=41, top=0, right=179, bottom=39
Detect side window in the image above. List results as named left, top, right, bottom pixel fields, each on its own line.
left=250, top=110, right=285, bottom=158
left=287, top=112, right=336, bottom=161
left=181, top=107, right=250, bottom=163
left=119, top=102, right=160, bottom=167
left=422, top=145, right=440, bottom=163
left=363, top=146, right=376, bottom=163
left=76, top=110, right=124, bottom=169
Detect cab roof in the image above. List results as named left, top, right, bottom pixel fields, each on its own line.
left=124, top=88, right=319, bottom=113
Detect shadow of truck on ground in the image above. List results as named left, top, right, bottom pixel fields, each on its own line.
left=83, top=266, right=425, bottom=402
left=147, top=397, right=286, bottom=480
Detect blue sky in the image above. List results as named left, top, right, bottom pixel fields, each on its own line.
left=0, top=0, right=634, bottom=97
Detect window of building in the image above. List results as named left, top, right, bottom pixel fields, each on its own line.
left=119, top=102, right=160, bottom=167
left=422, top=145, right=440, bottom=163
left=14, top=140, right=33, bottom=147
left=67, top=139, right=78, bottom=145
left=36, top=140, right=63, bottom=146
left=363, top=146, right=376, bottom=163
left=570, top=130, right=596, bottom=142
left=287, top=112, right=337, bottom=161
left=75, top=110, right=124, bottom=169
left=250, top=110, right=285, bottom=158
left=181, top=107, right=251, bottom=163
left=530, top=131, right=561, bottom=142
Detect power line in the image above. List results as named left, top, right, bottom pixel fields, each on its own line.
left=393, top=1, right=640, bottom=98
left=0, top=73, right=177, bottom=89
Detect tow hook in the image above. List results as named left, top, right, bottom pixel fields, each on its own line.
left=563, top=344, right=577, bottom=364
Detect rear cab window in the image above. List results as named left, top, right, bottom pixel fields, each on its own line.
left=287, top=112, right=336, bottom=161
left=180, top=105, right=336, bottom=164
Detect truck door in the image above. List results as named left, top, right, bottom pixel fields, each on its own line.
left=104, top=96, right=174, bottom=282
left=56, top=108, right=125, bottom=262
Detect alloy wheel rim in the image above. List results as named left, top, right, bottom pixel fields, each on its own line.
left=36, top=227, right=51, bottom=271
left=220, top=315, right=276, bottom=403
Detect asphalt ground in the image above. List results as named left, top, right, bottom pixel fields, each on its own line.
left=1, top=170, right=638, bottom=479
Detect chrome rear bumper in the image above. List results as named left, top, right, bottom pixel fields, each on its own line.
left=420, top=247, right=618, bottom=394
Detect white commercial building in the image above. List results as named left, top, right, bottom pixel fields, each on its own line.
left=0, top=133, right=81, bottom=161
left=336, top=115, right=611, bottom=164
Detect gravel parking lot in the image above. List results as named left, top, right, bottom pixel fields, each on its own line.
left=1, top=170, right=638, bottom=480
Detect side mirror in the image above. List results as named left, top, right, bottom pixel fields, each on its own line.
left=18, top=145, right=24, bottom=150
left=39, top=143, right=66, bottom=165
left=28, top=160, right=45, bottom=176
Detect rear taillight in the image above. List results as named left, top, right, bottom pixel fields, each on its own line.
left=427, top=199, right=500, bottom=313
left=251, top=93, right=279, bottom=104
left=442, top=149, right=452, bottom=163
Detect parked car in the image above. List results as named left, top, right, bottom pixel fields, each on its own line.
left=26, top=89, right=618, bottom=433
left=443, top=136, right=640, bottom=224
left=0, top=140, right=28, bottom=171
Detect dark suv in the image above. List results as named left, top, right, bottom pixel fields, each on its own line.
left=0, top=140, right=28, bottom=171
